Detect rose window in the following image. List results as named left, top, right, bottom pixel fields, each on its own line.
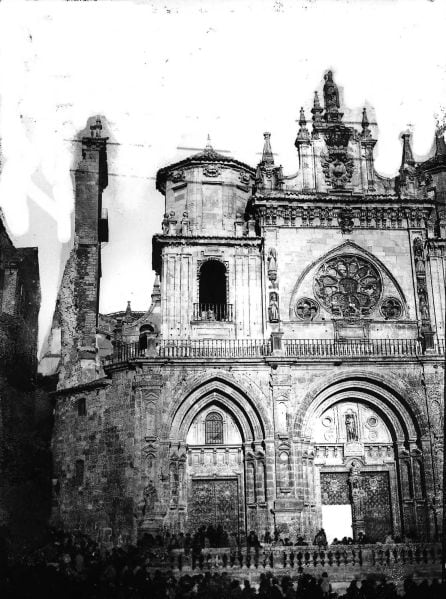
left=313, top=255, right=382, bottom=317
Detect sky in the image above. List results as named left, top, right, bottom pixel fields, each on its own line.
left=0, top=0, right=445, bottom=354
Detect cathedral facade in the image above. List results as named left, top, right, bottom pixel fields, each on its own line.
left=47, top=72, right=445, bottom=547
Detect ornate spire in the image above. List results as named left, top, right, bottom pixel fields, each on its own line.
left=151, top=274, right=161, bottom=305
left=296, top=107, right=310, bottom=143
left=205, top=133, right=212, bottom=151
left=401, top=133, right=415, bottom=167
left=311, top=92, right=323, bottom=128
left=261, top=132, right=274, bottom=165
left=125, top=300, right=132, bottom=315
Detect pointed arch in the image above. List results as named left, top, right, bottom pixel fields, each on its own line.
left=288, top=240, right=408, bottom=318
left=163, top=375, right=273, bottom=442
left=293, top=369, right=428, bottom=441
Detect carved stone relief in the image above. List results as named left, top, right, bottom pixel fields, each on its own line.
left=337, top=208, right=355, bottom=233
left=380, top=297, right=403, bottom=320
left=168, top=170, right=185, bottom=183
left=312, top=402, right=392, bottom=465
left=203, top=164, right=221, bottom=177
left=295, top=297, right=319, bottom=321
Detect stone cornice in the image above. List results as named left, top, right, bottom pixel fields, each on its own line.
left=152, top=235, right=263, bottom=271
left=156, top=153, right=256, bottom=194
left=251, top=204, right=434, bottom=231
left=252, top=191, right=435, bottom=206
left=153, top=235, right=262, bottom=247
left=103, top=355, right=444, bottom=373
left=51, top=376, right=112, bottom=397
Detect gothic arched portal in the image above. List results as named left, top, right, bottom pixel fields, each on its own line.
left=296, top=376, right=430, bottom=543
left=167, top=382, right=269, bottom=537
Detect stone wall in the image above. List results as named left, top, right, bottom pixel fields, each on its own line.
left=51, top=373, right=136, bottom=544
left=51, top=355, right=444, bottom=544
left=0, top=214, right=42, bottom=542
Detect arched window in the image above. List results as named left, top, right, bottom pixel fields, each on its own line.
left=198, top=260, right=228, bottom=321
left=205, top=412, right=224, bottom=444
left=139, top=324, right=155, bottom=350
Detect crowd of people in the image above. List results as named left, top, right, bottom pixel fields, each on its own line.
left=0, top=528, right=443, bottom=598
left=139, top=527, right=403, bottom=552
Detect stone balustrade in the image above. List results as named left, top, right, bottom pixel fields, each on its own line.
left=104, top=337, right=444, bottom=366
left=143, top=543, right=442, bottom=584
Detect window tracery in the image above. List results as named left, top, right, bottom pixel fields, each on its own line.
left=380, top=297, right=402, bottom=320
left=313, top=254, right=381, bottom=317
left=205, top=412, right=224, bottom=445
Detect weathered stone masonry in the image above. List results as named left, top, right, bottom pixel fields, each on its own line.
left=0, top=209, right=41, bottom=539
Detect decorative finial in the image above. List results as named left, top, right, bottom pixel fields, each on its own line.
left=296, top=108, right=310, bottom=143
left=262, top=132, right=274, bottom=165
left=361, top=108, right=369, bottom=130
left=205, top=134, right=213, bottom=150
left=361, top=107, right=372, bottom=139
left=311, top=92, right=323, bottom=130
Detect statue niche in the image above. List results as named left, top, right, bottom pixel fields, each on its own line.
left=268, top=292, right=280, bottom=323
left=345, top=412, right=359, bottom=442
left=142, top=481, right=157, bottom=515
left=267, top=248, right=278, bottom=285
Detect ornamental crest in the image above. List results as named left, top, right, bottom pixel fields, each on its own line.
left=203, top=164, right=221, bottom=177
left=313, top=254, right=382, bottom=318
left=338, top=208, right=354, bottom=233
left=239, top=171, right=251, bottom=184
left=169, top=169, right=185, bottom=183
left=321, top=148, right=354, bottom=189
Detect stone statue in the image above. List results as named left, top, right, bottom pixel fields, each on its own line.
left=414, top=238, right=424, bottom=258
left=142, top=481, right=157, bottom=515
left=345, top=413, right=358, bottom=442
left=268, top=292, right=279, bottom=322
left=267, top=248, right=278, bottom=284
left=323, top=70, right=340, bottom=111
left=419, top=295, right=430, bottom=320
left=162, top=213, right=169, bottom=235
